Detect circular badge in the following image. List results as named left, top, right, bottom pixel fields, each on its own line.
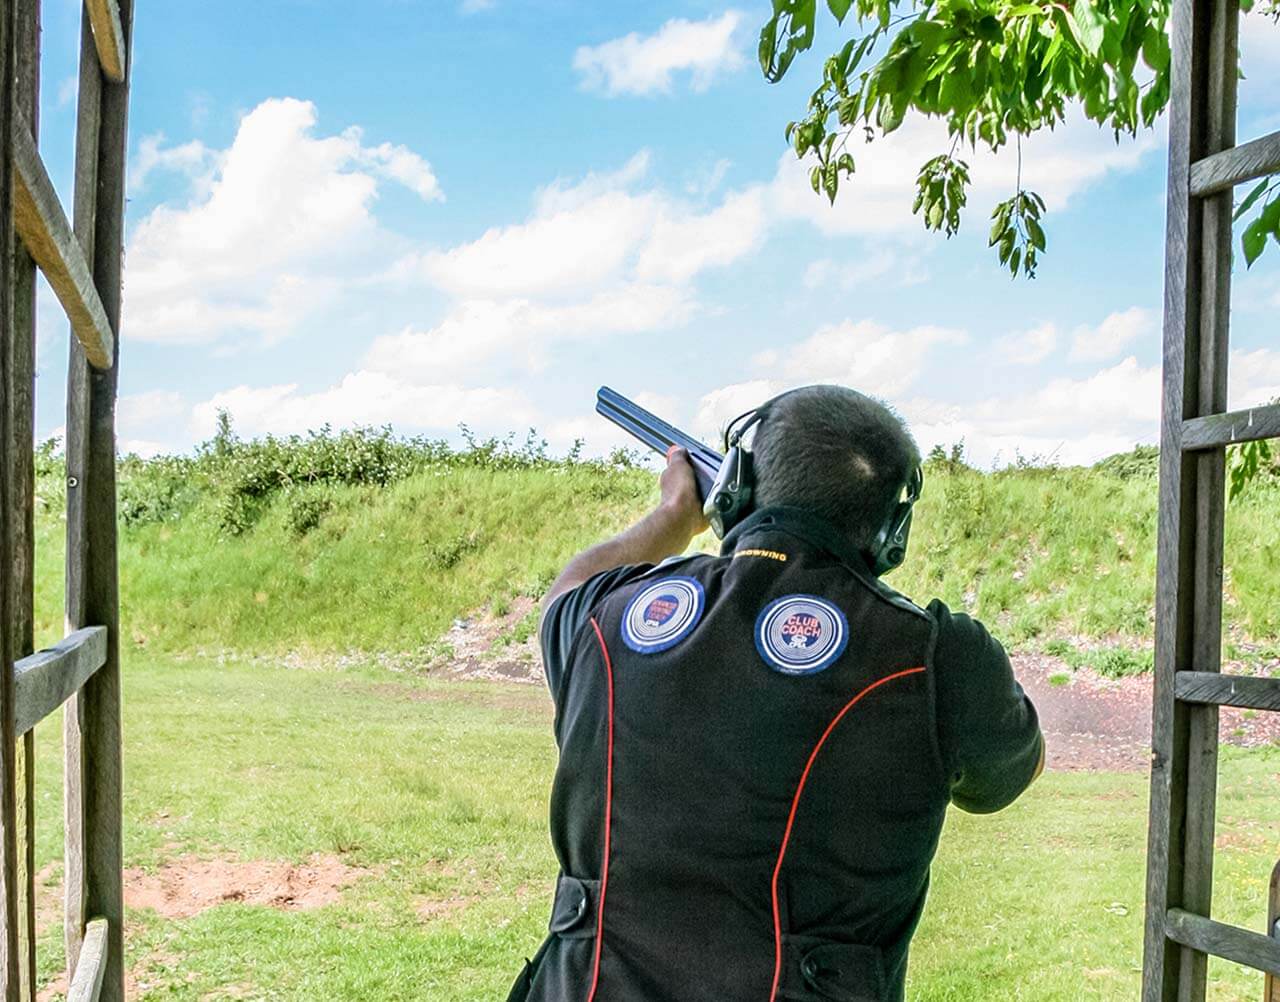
left=755, top=594, right=849, bottom=676
left=621, top=577, right=705, bottom=654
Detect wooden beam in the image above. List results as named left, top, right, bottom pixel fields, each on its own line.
left=1188, top=129, right=1280, bottom=197
left=75, top=1, right=132, bottom=997
left=0, top=0, right=24, bottom=992
left=1267, top=862, right=1280, bottom=1002
left=65, top=918, right=108, bottom=1002
left=1182, top=404, right=1280, bottom=451
left=1165, top=909, right=1280, bottom=976
left=12, top=2, right=41, bottom=995
left=1174, top=672, right=1280, bottom=710
left=13, top=628, right=107, bottom=737
left=83, top=0, right=125, bottom=83
left=64, top=10, right=104, bottom=975
left=11, top=124, right=114, bottom=369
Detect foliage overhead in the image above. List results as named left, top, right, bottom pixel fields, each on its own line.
left=759, top=0, right=1280, bottom=277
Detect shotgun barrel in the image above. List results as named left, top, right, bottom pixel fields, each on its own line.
left=596, top=386, right=722, bottom=501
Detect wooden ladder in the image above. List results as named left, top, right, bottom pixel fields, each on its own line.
left=1141, top=0, right=1280, bottom=998
left=0, top=1, right=132, bottom=1000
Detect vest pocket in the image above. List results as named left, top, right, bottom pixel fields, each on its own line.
left=778, top=935, right=887, bottom=1002
left=549, top=874, right=601, bottom=940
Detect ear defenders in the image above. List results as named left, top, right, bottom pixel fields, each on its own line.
left=702, top=393, right=923, bottom=577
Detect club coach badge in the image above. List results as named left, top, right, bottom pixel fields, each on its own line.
left=756, top=595, right=849, bottom=675
left=621, top=577, right=705, bottom=654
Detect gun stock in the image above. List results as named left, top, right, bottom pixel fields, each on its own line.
left=595, top=386, right=721, bottom=501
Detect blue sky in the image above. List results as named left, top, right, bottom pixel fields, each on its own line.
left=29, top=1, right=1280, bottom=467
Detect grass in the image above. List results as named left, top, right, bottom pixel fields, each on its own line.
left=24, top=654, right=1279, bottom=1000
left=27, top=434, right=1280, bottom=663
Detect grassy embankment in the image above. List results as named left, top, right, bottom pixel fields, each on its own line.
left=24, top=427, right=1280, bottom=999
left=29, top=430, right=1280, bottom=670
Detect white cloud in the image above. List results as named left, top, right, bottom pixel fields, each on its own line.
left=768, top=112, right=1157, bottom=237
left=460, top=0, right=495, bottom=12
left=753, top=320, right=967, bottom=397
left=993, top=322, right=1058, bottom=366
left=363, top=284, right=694, bottom=377
left=406, top=151, right=764, bottom=301
left=191, top=373, right=532, bottom=440
left=904, top=355, right=1161, bottom=466
left=1231, top=347, right=1280, bottom=408
left=693, top=320, right=965, bottom=441
left=129, top=134, right=217, bottom=195
left=685, top=158, right=732, bottom=196
left=574, top=12, right=744, bottom=96
left=694, top=379, right=778, bottom=442
left=1069, top=306, right=1157, bottom=362
left=802, top=248, right=929, bottom=289
left=124, top=98, right=442, bottom=346
left=635, top=187, right=766, bottom=283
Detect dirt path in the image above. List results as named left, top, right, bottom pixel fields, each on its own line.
left=1013, top=654, right=1280, bottom=772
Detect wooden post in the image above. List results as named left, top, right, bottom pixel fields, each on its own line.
left=1142, top=0, right=1237, bottom=999
left=11, top=1, right=39, bottom=998
left=0, top=1, right=23, bottom=998
left=62, top=8, right=103, bottom=975
left=62, top=1, right=131, bottom=998
left=1267, top=861, right=1280, bottom=1002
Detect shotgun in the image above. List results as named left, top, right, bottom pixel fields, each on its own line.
left=595, top=386, right=722, bottom=502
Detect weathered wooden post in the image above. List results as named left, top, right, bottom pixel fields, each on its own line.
left=1141, top=0, right=1280, bottom=997
left=0, top=0, right=133, bottom=998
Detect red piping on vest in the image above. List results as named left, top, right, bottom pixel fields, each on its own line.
left=587, top=617, right=615, bottom=1002
left=768, top=666, right=927, bottom=1002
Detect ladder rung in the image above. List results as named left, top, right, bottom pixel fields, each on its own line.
left=1189, top=129, right=1280, bottom=198
left=1175, top=671, right=1280, bottom=710
left=1182, top=404, right=1280, bottom=451
left=1166, top=909, right=1280, bottom=975
left=12, top=627, right=108, bottom=737
left=11, top=122, right=115, bottom=370
left=84, top=0, right=126, bottom=83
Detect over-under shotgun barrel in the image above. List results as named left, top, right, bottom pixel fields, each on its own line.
left=595, top=386, right=721, bottom=501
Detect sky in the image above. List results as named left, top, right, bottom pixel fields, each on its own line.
left=27, top=1, right=1280, bottom=467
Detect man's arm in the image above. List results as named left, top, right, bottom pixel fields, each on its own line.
left=930, top=600, right=1045, bottom=814
left=541, top=447, right=709, bottom=626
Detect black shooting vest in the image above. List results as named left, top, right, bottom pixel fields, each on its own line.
left=513, top=508, right=951, bottom=1002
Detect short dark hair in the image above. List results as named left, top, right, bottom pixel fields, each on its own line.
left=751, top=385, right=920, bottom=550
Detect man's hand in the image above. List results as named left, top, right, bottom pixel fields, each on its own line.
left=659, top=447, right=711, bottom=540
left=540, top=448, right=710, bottom=621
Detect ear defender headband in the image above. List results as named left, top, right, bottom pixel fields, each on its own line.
left=702, top=393, right=924, bottom=577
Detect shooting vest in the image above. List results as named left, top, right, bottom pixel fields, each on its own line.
left=511, top=508, right=951, bottom=1002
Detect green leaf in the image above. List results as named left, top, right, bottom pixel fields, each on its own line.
left=1234, top=179, right=1271, bottom=222
left=1069, top=0, right=1106, bottom=57
left=1242, top=218, right=1267, bottom=266
left=1027, top=217, right=1047, bottom=250
left=827, top=0, right=853, bottom=22
left=759, top=17, right=780, bottom=76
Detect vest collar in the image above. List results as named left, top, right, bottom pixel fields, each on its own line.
left=720, top=505, right=873, bottom=575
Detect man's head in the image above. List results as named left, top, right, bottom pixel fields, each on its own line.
left=750, top=385, right=920, bottom=553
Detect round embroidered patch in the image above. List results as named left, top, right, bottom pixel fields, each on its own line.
left=755, top=594, right=849, bottom=676
left=621, top=577, right=705, bottom=654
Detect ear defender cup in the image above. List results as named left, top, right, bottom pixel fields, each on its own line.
left=866, top=467, right=923, bottom=577
left=704, top=445, right=753, bottom=539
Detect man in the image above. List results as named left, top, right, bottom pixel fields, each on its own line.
left=509, top=385, right=1044, bottom=1002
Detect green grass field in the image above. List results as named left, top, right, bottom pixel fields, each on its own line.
left=23, top=431, right=1280, bottom=998
left=24, top=654, right=1279, bottom=1000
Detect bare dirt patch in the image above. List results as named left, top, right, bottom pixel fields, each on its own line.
left=434, top=597, right=545, bottom=685
left=1014, top=653, right=1280, bottom=772
left=124, top=853, right=375, bottom=919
